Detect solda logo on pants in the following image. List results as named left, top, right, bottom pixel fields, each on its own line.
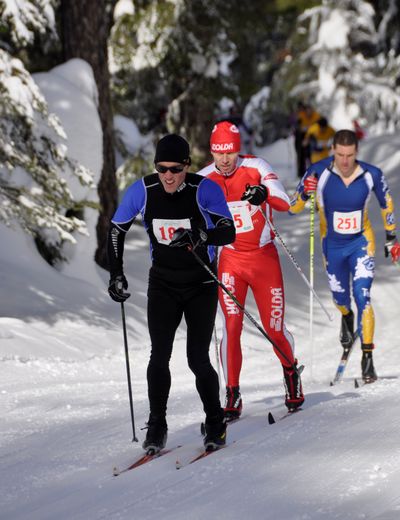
left=221, top=273, right=240, bottom=315
left=270, top=288, right=283, bottom=331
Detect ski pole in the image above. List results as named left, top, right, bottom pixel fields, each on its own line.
left=120, top=302, right=138, bottom=442
left=213, top=326, right=224, bottom=400
left=309, top=193, right=315, bottom=378
left=212, top=247, right=223, bottom=394
left=260, top=207, right=333, bottom=321
left=188, top=247, right=301, bottom=373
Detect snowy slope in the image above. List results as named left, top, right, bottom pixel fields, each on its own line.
left=1, top=116, right=400, bottom=519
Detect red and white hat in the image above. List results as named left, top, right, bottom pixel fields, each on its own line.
left=210, top=121, right=241, bottom=153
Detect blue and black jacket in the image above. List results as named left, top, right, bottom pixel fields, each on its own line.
left=107, top=173, right=235, bottom=284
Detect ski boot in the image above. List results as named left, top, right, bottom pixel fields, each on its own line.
left=283, top=362, right=304, bottom=412
left=142, top=415, right=168, bottom=454
left=223, top=385, right=242, bottom=421
left=340, top=310, right=355, bottom=348
left=203, top=414, right=227, bottom=452
left=361, top=344, right=378, bottom=384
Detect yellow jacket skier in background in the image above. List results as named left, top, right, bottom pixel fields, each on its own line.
left=303, top=117, right=335, bottom=164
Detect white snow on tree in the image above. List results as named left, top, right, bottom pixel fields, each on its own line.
left=0, top=51, right=94, bottom=249
left=0, top=0, right=57, bottom=47
left=0, top=1, right=95, bottom=265
left=109, top=0, right=238, bottom=164
left=290, top=0, right=400, bottom=134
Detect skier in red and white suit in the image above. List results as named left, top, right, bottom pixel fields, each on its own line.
left=197, top=121, right=304, bottom=418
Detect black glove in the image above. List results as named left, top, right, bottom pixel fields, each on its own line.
left=384, top=232, right=400, bottom=261
left=169, top=228, right=207, bottom=249
left=241, top=184, right=268, bottom=205
left=108, top=274, right=130, bottom=302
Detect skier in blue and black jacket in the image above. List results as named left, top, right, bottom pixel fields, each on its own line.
left=107, top=134, right=235, bottom=453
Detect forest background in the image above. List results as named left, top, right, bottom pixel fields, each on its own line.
left=1, top=0, right=400, bottom=272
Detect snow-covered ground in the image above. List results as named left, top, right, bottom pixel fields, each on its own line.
left=1, top=61, right=400, bottom=518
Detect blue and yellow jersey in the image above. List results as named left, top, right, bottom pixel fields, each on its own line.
left=289, top=156, right=396, bottom=247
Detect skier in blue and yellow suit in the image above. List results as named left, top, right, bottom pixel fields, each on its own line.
left=290, top=129, right=400, bottom=383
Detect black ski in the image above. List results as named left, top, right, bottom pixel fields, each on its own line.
left=330, top=332, right=359, bottom=386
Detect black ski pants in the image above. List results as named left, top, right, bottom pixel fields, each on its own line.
left=146, top=273, right=222, bottom=423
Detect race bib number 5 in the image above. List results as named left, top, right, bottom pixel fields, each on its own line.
left=153, top=218, right=191, bottom=244
left=333, top=211, right=362, bottom=234
left=228, top=201, right=254, bottom=234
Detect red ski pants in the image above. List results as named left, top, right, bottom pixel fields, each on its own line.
left=218, top=243, right=295, bottom=387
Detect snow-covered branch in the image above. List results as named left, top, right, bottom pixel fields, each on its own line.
left=0, top=49, right=94, bottom=252
left=0, top=0, right=57, bottom=47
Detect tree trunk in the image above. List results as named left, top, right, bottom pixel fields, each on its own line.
left=60, top=0, right=117, bottom=270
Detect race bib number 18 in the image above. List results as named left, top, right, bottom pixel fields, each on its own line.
left=333, top=210, right=362, bottom=234
left=153, top=218, right=191, bottom=244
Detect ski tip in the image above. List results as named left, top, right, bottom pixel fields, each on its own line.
left=175, top=459, right=182, bottom=470
left=112, top=466, right=120, bottom=477
left=268, top=412, right=276, bottom=425
left=354, top=378, right=359, bottom=388
left=329, top=381, right=334, bottom=387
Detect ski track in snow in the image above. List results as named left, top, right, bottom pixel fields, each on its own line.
left=1, top=135, right=400, bottom=520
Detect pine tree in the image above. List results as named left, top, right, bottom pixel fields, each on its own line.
left=110, top=0, right=236, bottom=166
left=60, top=0, right=118, bottom=269
left=272, top=0, right=400, bottom=133
left=109, top=0, right=307, bottom=162
left=0, top=0, right=94, bottom=264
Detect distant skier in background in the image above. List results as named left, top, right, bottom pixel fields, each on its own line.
left=353, top=119, right=366, bottom=141
left=107, top=134, right=235, bottom=453
left=197, top=121, right=304, bottom=420
left=293, top=103, right=321, bottom=178
left=303, top=117, right=335, bottom=164
left=290, top=129, right=400, bottom=383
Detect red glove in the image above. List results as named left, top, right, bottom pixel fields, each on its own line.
left=391, top=244, right=400, bottom=262
left=303, top=175, right=318, bottom=195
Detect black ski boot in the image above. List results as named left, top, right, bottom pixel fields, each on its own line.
left=203, top=414, right=227, bottom=452
left=340, top=310, right=354, bottom=348
left=283, top=362, right=304, bottom=412
left=361, top=345, right=377, bottom=383
left=224, top=386, right=242, bottom=421
left=142, top=415, right=168, bottom=454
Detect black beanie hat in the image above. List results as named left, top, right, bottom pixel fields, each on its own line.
left=154, top=134, right=191, bottom=165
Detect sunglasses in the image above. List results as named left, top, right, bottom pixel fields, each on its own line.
left=155, top=164, right=186, bottom=174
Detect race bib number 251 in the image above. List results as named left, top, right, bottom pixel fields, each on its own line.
left=333, top=210, right=362, bottom=234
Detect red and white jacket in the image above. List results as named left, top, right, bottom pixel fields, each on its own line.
left=197, top=155, right=290, bottom=252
